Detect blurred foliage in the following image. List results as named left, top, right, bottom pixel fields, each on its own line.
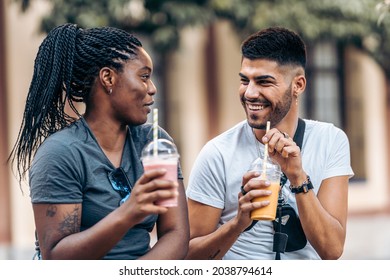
left=15, top=0, right=215, bottom=52
left=377, top=0, right=390, bottom=25
left=13, top=0, right=390, bottom=75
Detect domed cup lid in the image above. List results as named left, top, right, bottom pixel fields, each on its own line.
left=141, top=139, right=179, bottom=160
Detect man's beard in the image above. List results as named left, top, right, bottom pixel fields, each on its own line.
left=246, top=83, right=293, bottom=130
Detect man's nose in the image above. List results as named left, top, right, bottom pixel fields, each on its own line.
left=244, top=81, right=260, bottom=99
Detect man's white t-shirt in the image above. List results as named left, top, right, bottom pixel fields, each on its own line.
left=186, top=119, right=354, bottom=259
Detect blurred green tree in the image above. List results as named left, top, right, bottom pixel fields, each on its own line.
left=377, top=0, right=390, bottom=25
left=14, top=0, right=390, bottom=74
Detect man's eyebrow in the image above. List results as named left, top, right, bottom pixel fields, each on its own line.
left=254, top=75, right=276, bottom=81
left=239, top=73, right=248, bottom=79
left=239, top=73, right=276, bottom=81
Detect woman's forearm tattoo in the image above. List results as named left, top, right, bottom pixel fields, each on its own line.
left=59, top=206, right=80, bottom=235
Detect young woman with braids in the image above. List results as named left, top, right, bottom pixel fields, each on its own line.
left=9, top=23, right=189, bottom=259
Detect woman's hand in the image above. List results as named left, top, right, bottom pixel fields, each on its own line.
left=123, top=168, right=178, bottom=224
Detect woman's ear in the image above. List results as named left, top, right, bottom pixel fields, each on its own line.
left=99, top=67, right=116, bottom=94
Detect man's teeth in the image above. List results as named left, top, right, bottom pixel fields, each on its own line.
left=248, top=104, right=264, bottom=110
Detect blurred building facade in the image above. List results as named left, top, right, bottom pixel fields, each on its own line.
left=1, top=1, right=389, bottom=259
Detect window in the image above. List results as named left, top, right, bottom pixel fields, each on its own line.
left=304, top=41, right=366, bottom=180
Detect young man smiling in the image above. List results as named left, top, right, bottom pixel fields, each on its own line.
left=185, top=27, right=353, bottom=260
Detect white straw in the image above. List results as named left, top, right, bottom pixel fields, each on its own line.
left=153, top=108, right=158, bottom=156
left=262, top=121, right=271, bottom=178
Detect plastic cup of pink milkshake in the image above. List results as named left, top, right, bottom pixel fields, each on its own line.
left=141, top=139, right=180, bottom=207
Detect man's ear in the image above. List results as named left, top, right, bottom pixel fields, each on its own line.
left=99, top=67, right=116, bottom=94
left=293, top=75, right=306, bottom=97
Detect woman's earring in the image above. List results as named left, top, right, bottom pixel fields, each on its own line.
left=295, top=96, right=298, bottom=106
left=108, top=88, right=112, bottom=95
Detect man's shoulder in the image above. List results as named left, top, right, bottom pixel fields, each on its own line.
left=210, top=120, right=248, bottom=141
left=303, top=119, right=348, bottom=145
left=198, top=120, right=249, bottom=156
left=303, top=119, right=342, bottom=133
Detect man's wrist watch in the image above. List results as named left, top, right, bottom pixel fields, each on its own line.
left=289, top=175, right=313, bottom=194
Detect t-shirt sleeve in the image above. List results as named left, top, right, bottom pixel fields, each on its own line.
left=324, top=127, right=354, bottom=179
left=186, top=141, right=226, bottom=209
left=29, top=139, right=84, bottom=204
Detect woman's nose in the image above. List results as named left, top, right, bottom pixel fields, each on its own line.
left=148, top=80, right=157, bottom=95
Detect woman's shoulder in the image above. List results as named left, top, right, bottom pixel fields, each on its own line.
left=130, top=123, right=172, bottom=142
left=36, top=120, right=87, bottom=154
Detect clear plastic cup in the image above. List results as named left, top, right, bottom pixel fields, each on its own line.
left=248, top=157, right=282, bottom=220
left=141, top=139, right=180, bottom=207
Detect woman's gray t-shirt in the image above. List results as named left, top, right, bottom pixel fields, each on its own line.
left=29, top=118, right=183, bottom=259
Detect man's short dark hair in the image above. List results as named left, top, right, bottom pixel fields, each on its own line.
left=241, top=26, right=306, bottom=69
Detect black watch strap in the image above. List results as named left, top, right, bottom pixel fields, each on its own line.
left=289, top=176, right=313, bottom=194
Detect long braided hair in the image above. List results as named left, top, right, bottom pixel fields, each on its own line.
left=9, top=23, right=143, bottom=183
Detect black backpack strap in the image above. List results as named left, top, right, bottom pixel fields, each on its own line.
left=294, top=118, right=306, bottom=150
left=273, top=118, right=305, bottom=259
